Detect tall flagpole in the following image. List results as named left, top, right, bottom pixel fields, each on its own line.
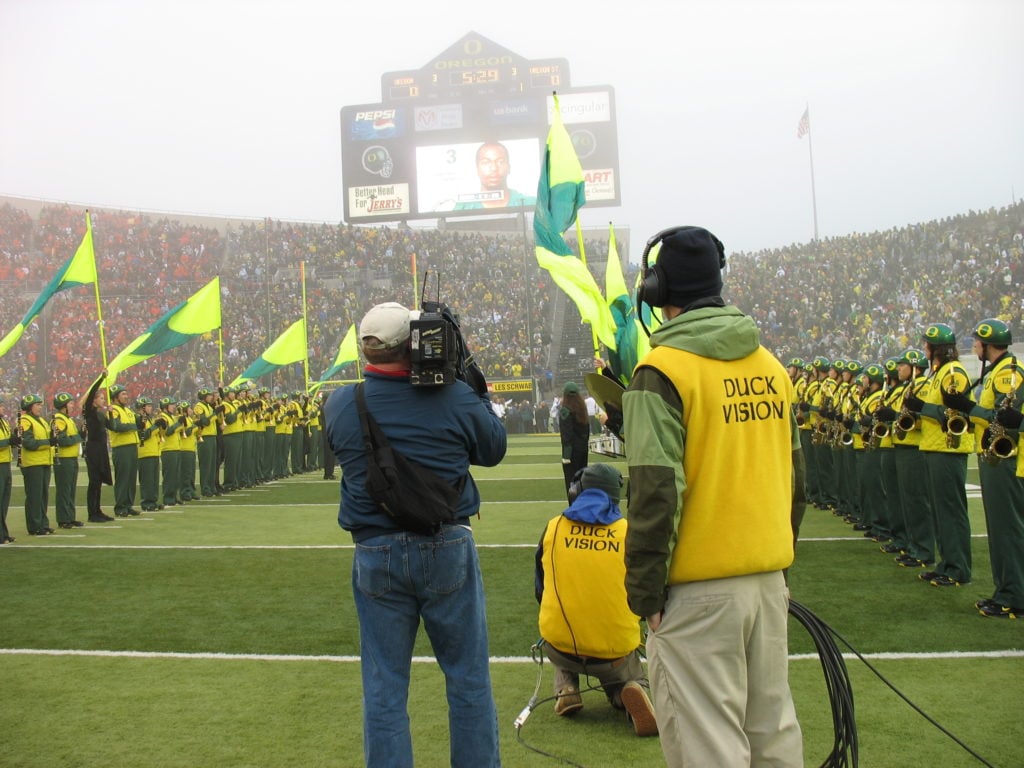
left=575, top=219, right=600, bottom=358
left=87, top=210, right=110, bottom=370
left=800, top=105, right=820, bottom=241
left=218, top=329, right=225, bottom=385
left=300, top=260, right=310, bottom=392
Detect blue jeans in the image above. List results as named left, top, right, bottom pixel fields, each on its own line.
left=352, top=524, right=500, bottom=768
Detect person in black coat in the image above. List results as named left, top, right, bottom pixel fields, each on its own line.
left=77, top=372, right=114, bottom=522
left=559, top=382, right=590, bottom=501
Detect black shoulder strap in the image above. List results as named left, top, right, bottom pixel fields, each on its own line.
left=354, top=382, right=468, bottom=497
left=354, top=383, right=376, bottom=453
left=355, top=383, right=392, bottom=454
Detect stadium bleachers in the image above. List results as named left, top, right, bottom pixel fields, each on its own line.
left=1, top=197, right=1021, bottom=406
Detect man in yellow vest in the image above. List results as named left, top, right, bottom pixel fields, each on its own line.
left=900, top=323, right=976, bottom=587
left=136, top=397, right=163, bottom=512
left=178, top=401, right=199, bottom=501
left=623, top=226, right=803, bottom=767
left=193, top=388, right=219, bottom=497
left=535, top=463, right=656, bottom=736
left=0, top=400, right=18, bottom=543
left=51, top=392, right=84, bottom=529
left=19, top=394, right=56, bottom=535
left=106, top=384, right=140, bottom=517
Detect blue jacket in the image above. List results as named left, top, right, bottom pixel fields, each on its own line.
left=324, top=370, right=507, bottom=541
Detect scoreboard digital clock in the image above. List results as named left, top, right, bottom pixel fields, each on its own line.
left=340, top=32, right=620, bottom=224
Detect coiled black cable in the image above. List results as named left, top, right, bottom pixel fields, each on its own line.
left=790, top=599, right=998, bottom=768
left=518, top=606, right=998, bottom=767
left=789, top=599, right=858, bottom=767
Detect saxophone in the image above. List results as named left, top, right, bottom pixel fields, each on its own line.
left=866, top=394, right=888, bottom=450
left=895, top=381, right=922, bottom=440
left=942, top=370, right=971, bottom=449
left=982, top=362, right=1019, bottom=464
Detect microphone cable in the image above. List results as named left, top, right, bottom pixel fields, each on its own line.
left=514, top=640, right=590, bottom=767
left=788, top=599, right=858, bottom=767
left=790, top=599, right=997, bottom=768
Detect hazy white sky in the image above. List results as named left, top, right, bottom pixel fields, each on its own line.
left=1, top=0, right=1021, bottom=256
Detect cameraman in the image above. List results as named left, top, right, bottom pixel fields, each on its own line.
left=324, top=302, right=506, bottom=767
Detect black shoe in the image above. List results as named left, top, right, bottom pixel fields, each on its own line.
left=88, top=516, right=110, bottom=523
left=59, top=522, right=75, bottom=529
left=127, top=509, right=141, bottom=516
left=896, top=554, right=934, bottom=568
left=978, top=602, right=1020, bottom=619
left=71, top=520, right=84, bottom=527
left=930, top=574, right=968, bottom=587
left=918, top=570, right=941, bottom=582
left=880, top=543, right=903, bottom=554
left=870, top=533, right=891, bottom=543
left=115, top=511, right=129, bottom=518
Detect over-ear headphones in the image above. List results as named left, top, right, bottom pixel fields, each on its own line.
left=636, top=226, right=683, bottom=310
left=636, top=226, right=726, bottom=310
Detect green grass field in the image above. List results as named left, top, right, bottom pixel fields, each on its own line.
left=1, top=435, right=1021, bottom=767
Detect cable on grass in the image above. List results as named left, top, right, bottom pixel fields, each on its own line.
left=512, top=639, right=604, bottom=768
left=794, top=600, right=998, bottom=768
left=789, top=599, right=858, bottom=767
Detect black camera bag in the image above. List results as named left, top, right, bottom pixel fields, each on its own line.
left=355, top=383, right=464, bottom=535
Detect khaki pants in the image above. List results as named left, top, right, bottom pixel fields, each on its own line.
left=649, top=571, right=803, bottom=767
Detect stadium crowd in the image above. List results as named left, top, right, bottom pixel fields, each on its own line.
left=728, top=204, right=1024, bottom=362
left=0, top=198, right=1021, bottom=413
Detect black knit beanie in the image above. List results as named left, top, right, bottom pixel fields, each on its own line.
left=656, top=226, right=725, bottom=308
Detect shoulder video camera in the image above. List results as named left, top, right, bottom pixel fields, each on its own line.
left=410, top=272, right=471, bottom=388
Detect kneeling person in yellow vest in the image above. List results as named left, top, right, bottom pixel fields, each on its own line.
left=535, top=463, right=657, bottom=737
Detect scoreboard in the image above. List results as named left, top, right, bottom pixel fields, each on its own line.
left=340, top=32, right=620, bottom=224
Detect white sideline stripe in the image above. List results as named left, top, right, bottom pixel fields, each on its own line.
left=2, top=648, right=1021, bottom=663
left=4, top=535, right=988, bottom=550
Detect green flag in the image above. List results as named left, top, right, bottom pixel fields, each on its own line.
left=103, top=277, right=222, bottom=386
left=231, top=318, right=306, bottom=387
left=316, top=324, right=358, bottom=382
left=534, top=94, right=617, bottom=350
left=603, top=223, right=638, bottom=384
left=0, top=211, right=98, bottom=357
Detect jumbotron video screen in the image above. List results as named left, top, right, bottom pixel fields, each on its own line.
left=339, top=32, right=620, bottom=223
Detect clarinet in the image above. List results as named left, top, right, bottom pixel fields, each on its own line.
left=15, top=417, right=24, bottom=468
left=50, top=414, right=63, bottom=466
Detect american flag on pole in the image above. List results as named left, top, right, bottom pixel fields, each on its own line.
left=796, top=108, right=810, bottom=139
